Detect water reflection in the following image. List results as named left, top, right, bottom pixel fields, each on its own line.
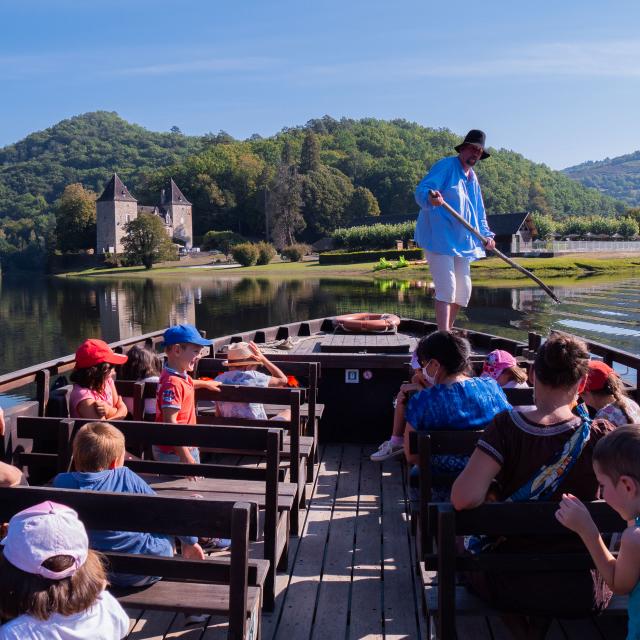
left=0, top=273, right=638, bottom=377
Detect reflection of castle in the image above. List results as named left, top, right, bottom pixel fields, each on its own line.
left=96, top=174, right=193, bottom=254
left=99, top=284, right=196, bottom=342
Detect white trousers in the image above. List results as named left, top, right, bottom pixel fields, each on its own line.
left=425, top=250, right=472, bottom=307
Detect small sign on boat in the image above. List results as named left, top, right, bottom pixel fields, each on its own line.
left=345, top=369, right=360, bottom=384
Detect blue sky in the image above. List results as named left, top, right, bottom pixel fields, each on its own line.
left=2, top=0, right=640, bottom=169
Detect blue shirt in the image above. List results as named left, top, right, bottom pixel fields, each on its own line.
left=54, top=466, right=197, bottom=586
left=215, top=370, right=271, bottom=420
left=414, top=156, right=494, bottom=260
left=406, top=377, right=512, bottom=482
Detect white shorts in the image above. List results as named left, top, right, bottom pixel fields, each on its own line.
left=425, top=251, right=472, bottom=307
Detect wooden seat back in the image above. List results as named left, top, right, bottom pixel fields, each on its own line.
left=0, top=486, right=253, bottom=639
left=409, top=429, right=483, bottom=561
left=432, top=500, right=625, bottom=639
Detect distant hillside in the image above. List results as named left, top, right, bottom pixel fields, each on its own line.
left=0, top=111, right=204, bottom=220
left=563, top=151, right=640, bottom=206
left=0, top=112, right=628, bottom=269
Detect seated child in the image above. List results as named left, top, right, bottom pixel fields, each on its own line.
left=53, top=422, right=207, bottom=587
left=371, top=348, right=425, bottom=462
left=556, top=425, right=640, bottom=640
left=69, top=339, right=128, bottom=421
left=154, top=324, right=221, bottom=465
left=215, top=341, right=290, bottom=421
left=481, top=349, right=529, bottom=389
left=119, top=345, right=162, bottom=418
left=582, top=360, right=640, bottom=427
left=0, top=500, right=129, bottom=640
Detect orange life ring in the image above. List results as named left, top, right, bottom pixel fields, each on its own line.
left=334, top=313, right=401, bottom=333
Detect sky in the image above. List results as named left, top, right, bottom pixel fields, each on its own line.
left=2, top=0, right=640, bottom=170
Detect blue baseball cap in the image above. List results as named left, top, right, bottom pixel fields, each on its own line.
left=162, top=324, right=213, bottom=347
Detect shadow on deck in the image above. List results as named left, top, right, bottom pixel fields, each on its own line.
left=123, top=445, right=628, bottom=640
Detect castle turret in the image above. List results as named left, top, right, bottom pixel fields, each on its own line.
left=163, top=178, right=193, bottom=249
left=96, top=174, right=138, bottom=254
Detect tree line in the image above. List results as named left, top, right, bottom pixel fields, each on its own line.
left=0, top=112, right=632, bottom=269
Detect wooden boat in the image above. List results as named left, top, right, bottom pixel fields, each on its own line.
left=0, top=317, right=637, bottom=639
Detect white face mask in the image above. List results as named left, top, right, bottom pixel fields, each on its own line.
left=422, top=361, right=439, bottom=386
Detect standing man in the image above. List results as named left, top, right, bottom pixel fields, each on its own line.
left=414, top=129, right=496, bottom=331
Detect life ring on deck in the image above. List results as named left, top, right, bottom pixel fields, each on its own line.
left=334, top=313, right=401, bottom=334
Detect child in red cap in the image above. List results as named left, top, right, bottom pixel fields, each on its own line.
left=582, top=360, right=640, bottom=427
left=69, top=339, right=129, bottom=421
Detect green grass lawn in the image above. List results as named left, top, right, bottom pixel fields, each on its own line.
left=59, top=254, right=640, bottom=281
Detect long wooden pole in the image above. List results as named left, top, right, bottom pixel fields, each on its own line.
left=428, top=190, right=559, bottom=303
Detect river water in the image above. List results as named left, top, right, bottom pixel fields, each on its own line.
left=1, top=272, right=639, bottom=396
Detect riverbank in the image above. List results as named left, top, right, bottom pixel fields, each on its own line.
left=58, top=253, right=640, bottom=282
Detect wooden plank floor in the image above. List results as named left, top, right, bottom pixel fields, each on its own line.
left=122, top=445, right=628, bottom=640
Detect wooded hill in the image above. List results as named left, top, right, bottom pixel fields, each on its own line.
left=563, top=151, right=640, bottom=206
left=0, top=111, right=628, bottom=267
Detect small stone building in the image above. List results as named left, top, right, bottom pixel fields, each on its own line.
left=96, top=173, right=193, bottom=254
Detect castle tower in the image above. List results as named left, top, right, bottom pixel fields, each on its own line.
left=161, top=178, right=193, bottom=249
left=96, top=174, right=138, bottom=254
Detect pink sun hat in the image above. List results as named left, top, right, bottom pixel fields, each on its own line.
left=481, top=349, right=518, bottom=381
left=1, top=501, right=89, bottom=580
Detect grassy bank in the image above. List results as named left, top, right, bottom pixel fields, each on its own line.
left=59, top=254, right=640, bottom=281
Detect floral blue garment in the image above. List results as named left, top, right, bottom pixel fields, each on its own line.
left=406, top=377, right=512, bottom=499
left=214, top=370, right=271, bottom=419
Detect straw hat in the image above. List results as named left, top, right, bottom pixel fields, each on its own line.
left=223, top=342, right=258, bottom=367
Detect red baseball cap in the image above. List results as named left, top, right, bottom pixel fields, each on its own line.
left=75, top=339, right=128, bottom=369
left=584, top=360, right=617, bottom=392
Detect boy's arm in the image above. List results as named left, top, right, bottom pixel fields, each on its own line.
left=161, top=407, right=196, bottom=464
left=193, top=379, right=222, bottom=391
left=556, top=493, right=640, bottom=594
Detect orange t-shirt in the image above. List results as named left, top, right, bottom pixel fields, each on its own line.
left=155, top=367, right=196, bottom=453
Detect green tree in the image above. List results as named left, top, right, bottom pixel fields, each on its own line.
left=301, top=166, right=354, bottom=236
left=268, top=164, right=305, bottom=246
left=531, top=213, right=556, bottom=239
left=54, top=183, right=97, bottom=251
left=348, top=186, right=380, bottom=219
left=122, top=213, right=177, bottom=268
left=300, top=130, right=321, bottom=174
left=528, top=182, right=551, bottom=216
left=618, top=216, right=639, bottom=238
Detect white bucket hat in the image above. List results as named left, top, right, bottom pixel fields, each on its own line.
left=1, top=501, right=89, bottom=580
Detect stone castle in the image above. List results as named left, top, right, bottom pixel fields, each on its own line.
left=96, top=173, right=193, bottom=254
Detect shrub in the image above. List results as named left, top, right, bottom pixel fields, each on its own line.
left=331, top=221, right=416, bottom=251
left=255, top=241, right=277, bottom=265
left=319, top=248, right=423, bottom=265
left=281, top=243, right=310, bottom=262
left=202, top=230, right=245, bottom=254
left=231, top=242, right=259, bottom=266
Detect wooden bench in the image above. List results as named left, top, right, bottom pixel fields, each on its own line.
left=195, top=385, right=310, bottom=536
left=426, top=501, right=628, bottom=640
left=0, top=486, right=260, bottom=640
left=195, top=357, right=323, bottom=469
left=14, top=416, right=292, bottom=611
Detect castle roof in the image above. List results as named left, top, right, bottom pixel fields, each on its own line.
left=161, top=178, right=191, bottom=206
left=97, top=173, right=137, bottom=203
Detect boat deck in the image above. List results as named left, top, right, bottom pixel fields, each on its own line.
left=122, top=444, right=628, bottom=640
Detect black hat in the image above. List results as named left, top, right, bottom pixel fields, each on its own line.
left=454, top=129, right=490, bottom=159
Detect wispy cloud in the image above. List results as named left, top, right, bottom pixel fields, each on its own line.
left=303, top=40, right=640, bottom=81
left=117, top=56, right=280, bottom=76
